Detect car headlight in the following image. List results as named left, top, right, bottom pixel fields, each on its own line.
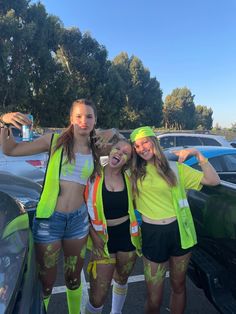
left=14, top=197, right=38, bottom=210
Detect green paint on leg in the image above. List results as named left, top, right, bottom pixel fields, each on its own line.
left=44, top=247, right=60, bottom=269
left=174, top=258, right=189, bottom=274
left=64, top=256, right=78, bottom=274
left=144, top=262, right=166, bottom=285
left=80, top=244, right=87, bottom=259
left=122, top=261, right=134, bottom=275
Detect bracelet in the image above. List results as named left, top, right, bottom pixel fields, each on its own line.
left=198, top=158, right=208, bottom=166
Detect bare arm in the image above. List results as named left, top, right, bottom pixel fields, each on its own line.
left=173, top=147, right=220, bottom=186
left=1, top=127, right=52, bottom=156
left=89, top=224, right=105, bottom=256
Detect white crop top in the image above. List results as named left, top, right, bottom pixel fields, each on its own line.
left=60, top=152, right=94, bottom=185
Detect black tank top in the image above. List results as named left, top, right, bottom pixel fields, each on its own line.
left=102, top=177, right=129, bottom=220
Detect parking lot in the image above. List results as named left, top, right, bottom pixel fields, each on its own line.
left=0, top=146, right=230, bottom=314
left=47, top=254, right=219, bottom=314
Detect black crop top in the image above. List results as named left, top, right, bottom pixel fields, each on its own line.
left=102, top=179, right=129, bottom=220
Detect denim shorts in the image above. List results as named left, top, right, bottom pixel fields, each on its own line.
left=32, top=203, right=89, bottom=243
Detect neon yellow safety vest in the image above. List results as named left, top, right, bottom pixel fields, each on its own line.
left=170, top=161, right=198, bottom=249
left=36, top=134, right=62, bottom=218
left=85, top=170, right=142, bottom=257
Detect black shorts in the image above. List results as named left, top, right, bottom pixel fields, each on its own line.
left=141, top=220, right=193, bottom=263
left=107, top=220, right=135, bottom=254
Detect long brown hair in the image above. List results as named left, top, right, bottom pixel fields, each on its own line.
left=53, top=99, right=100, bottom=174
left=131, top=136, right=177, bottom=196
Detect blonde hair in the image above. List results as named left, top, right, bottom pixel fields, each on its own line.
left=131, top=136, right=177, bottom=196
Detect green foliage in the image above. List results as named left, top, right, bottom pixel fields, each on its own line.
left=0, top=1, right=216, bottom=130
left=109, top=53, right=163, bottom=128
left=195, top=105, right=213, bottom=130
left=163, top=87, right=195, bottom=130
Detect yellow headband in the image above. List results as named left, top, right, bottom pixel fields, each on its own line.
left=130, top=126, right=155, bottom=143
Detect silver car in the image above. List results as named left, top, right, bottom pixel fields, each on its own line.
left=0, top=181, right=45, bottom=313
left=0, top=150, right=47, bottom=184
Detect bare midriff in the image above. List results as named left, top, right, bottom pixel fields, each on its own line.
left=142, top=215, right=177, bottom=225
left=55, top=180, right=86, bottom=213
left=106, top=215, right=129, bottom=227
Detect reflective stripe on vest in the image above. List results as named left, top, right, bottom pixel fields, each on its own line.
left=178, top=198, right=189, bottom=208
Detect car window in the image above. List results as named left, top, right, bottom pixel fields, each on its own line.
left=0, top=193, right=29, bottom=313
left=159, top=136, right=175, bottom=148
left=207, top=157, right=225, bottom=171
left=11, top=128, right=22, bottom=138
left=200, top=137, right=221, bottom=146
left=223, top=154, right=236, bottom=171
left=164, top=150, right=178, bottom=161
left=176, top=136, right=201, bottom=147
left=191, top=157, right=224, bottom=172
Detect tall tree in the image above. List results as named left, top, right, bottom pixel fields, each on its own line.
left=163, top=87, right=195, bottom=129
left=0, top=0, right=65, bottom=126
left=110, top=52, right=163, bottom=128
left=195, top=105, right=213, bottom=130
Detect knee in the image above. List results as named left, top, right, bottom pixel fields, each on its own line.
left=171, top=279, right=186, bottom=294
left=65, top=276, right=81, bottom=290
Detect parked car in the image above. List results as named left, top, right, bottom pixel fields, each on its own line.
left=157, top=132, right=232, bottom=149
left=0, top=150, right=46, bottom=184
left=186, top=181, right=236, bottom=313
left=10, top=127, right=41, bottom=142
left=0, top=191, right=45, bottom=313
left=229, top=139, right=236, bottom=148
left=0, top=128, right=47, bottom=184
left=0, top=171, right=41, bottom=226
left=165, top=146, right=236, bottom=184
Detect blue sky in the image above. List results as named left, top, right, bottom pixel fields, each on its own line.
left=34, top=0, right=236, bottom=128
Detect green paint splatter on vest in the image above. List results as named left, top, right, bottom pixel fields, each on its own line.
left=61, top=158, right=75, bottom=176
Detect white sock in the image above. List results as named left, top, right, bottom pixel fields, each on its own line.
left=85, top=300, right=104, bottom=314
left=110, top=281, right=128, bottom=314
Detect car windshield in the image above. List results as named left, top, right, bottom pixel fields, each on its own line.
left=0, top=193, right=29, bottom=313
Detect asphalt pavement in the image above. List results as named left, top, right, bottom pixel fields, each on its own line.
left=48, top=254, right=219, bottom=314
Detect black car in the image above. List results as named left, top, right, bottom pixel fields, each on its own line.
left=0, top=191, right=45, bottom=314
left=186, top=181, right=236, bottom=313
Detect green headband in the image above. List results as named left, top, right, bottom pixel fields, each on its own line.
left=130, top=126, right=155, bottom=143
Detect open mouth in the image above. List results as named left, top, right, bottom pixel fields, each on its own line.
left=110, top=156, right=121, bottom=166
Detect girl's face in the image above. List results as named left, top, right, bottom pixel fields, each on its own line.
left=70, top=103, right=96, bottom=135
left=133, top=137, right=154, bottom=161
left=109, top=141, right=132, bottom=169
